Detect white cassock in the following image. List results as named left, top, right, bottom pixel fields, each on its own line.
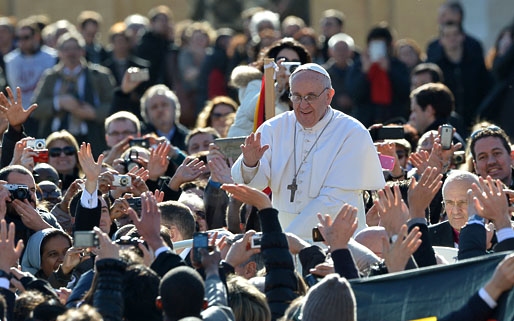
left=232, top=107, right=385, bottom=240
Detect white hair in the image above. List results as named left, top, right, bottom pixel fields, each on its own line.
left=328, top=33, right=355, bottom=51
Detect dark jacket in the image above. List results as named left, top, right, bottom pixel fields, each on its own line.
left=428, top=220, right=455, bottom=248
left=258, top=208, right=298, bottom=321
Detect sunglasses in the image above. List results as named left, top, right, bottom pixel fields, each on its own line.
left=211, top=112, right=234, bottom=119
left=470, top=125, right=502, bottom=140
left=49, top=146, right=76, bottom=157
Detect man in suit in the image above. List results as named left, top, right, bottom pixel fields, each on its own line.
left=31, top=32, right=115, bottom=156
left=429, top=170, right=479, bottom=248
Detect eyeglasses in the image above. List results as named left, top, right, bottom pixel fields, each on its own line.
left=107, top=130, right=137, bottom=137
left=49, top=146, right=76, bottom=157
left=442, top=200, right=467, bottom=211
left=289, top=88, right=329, bottom=104
left=470, top=125, right=502, bottom=140
left=211, top=112, right=234, bottom=120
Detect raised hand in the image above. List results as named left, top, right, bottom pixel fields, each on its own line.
left=77, top=142, right=104, bottom=194
left=376, top=185, right=409, bottom=237
left=0, top=87, right=38, bottom=129
left=407, top=166, right=443, bottom=219
left=209, top=156, right=234, bottom=184
left=147, top=142, right=171, bottom=181
left=316, top=203, right=358, bottom=250
left=471, top=176, right=511, bottom=230
left=127, top=191, right=165, bottom=251
left=168, top=157, right=206, bottom=191
left=382, top=225, right=422, bottom=273
left=93, top=226, right=120, bottom=260
left=241, top=132, right=269, bottom=167
left=0, top=219, right=24, bottom=273
left=221, top=183, right=272, bottom=210
left=224, top=230, right=260, bottom=268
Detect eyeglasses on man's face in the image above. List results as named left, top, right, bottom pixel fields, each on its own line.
left=289, top=88, right=329, bottom=104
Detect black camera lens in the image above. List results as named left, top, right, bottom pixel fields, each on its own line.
left=12, top=188, right=29, bottom=200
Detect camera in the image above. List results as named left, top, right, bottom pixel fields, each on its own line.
left=113, top=174, right=131, bottom=187
left=26, top=139, right=46, bottom=150
left=129, top=138, right=150, bottom=148
left=452, top=151, right=466, bottom=166
left=282, top=62, right=301, bottom=75
left=251, top=233, right=262, bottom=249
left=193, top=232, right=209, bottom=262
left=127, top=197, right=142, bottom=213
left=33, top=149, right=49, bottom=163
left=5, top=184, right=30, bottom=201
left=74, top=231, right=99, bottom=248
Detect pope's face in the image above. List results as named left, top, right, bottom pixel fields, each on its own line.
left=290, top=71, right=334, bottom=128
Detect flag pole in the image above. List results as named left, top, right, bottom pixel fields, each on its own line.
left=263, top=58, right=275, bottom=120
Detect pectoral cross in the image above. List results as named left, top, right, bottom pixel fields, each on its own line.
left=287, top=178, right=298, bottom=202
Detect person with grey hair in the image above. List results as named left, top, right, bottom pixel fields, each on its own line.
left=140, top=84, right=189, bottom=151
left=231, top=63, right=384, bottom=240
left=427, top=170, right=480, bottom=248
left=324, top=33, right=355, bottom=114
left=32, top=31, right=115, bottom=156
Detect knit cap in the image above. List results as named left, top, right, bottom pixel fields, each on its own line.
left=301, top=274, right=356, bottom=321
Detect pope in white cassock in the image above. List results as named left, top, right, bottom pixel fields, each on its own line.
left=231, top=63, right=385, bottom=240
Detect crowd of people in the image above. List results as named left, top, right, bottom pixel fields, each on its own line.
left=0, top=1, right=513, bottom=321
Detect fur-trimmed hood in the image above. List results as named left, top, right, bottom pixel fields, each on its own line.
left=230, top=65, right=263, bottom=88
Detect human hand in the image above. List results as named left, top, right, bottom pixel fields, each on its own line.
left=382, top=225, right=421, bottom=273
left=309, top=262, right=335, bottom=277
left=9, top=137, right=33, bottom=167
left=484, top=253, right=514, bottom=301
left=77, top=142, right=104, bottom=194
left=0, top=87, right=38, bottom=128
left=109, top=196, right=130, bottom=221
left=93, top=226, right=120, bottom=260
left=127, top=191, right=165, bottom=251
left=60, top=247, right=85, bottom=274
left=209, top=157, right=234, bottom=184
left=375, top=141, right=403, bottom=177
left=0, top=219, right=24, bottom=273
left=409, top=150, right=430, bottom=175
left=365, top=203, right=380, bottom=227
left=98, top=170, right=115, bottom=194
left=407, top=167, right=442, bottom=218
left=286, top=232, right=311, bottom=255
left=376, top=185, right=410, bottom=237
left=168, top=157, right=206, bottom=191
left=127, top=172, right=149, bottom=196
left=12, top=199, right=50, bottom=231
left=19, top=147, right=37, bottom=171
left=207, top=143, right=226, bottom=163
left=102, top=136, right=132, bottom=165
left=121, top=67, right=145, bottom=94
left=471, top=176, right=511, bottom=230
left=0, top=181, right=9, bottom=220
left=59, top=179, right=83, bottom=212
left=147, top=142, right=171, bottom=181
left=275, top=58, right=290, bottom=93
left=316, top=203, right=358, bottom=250
left=224, top=230, right=260, bottom=268
left=437, top=125, right=462, bottom=169
left=221, top=184, right=272, bottom=210
left=241, top=132, right=269, bottom=168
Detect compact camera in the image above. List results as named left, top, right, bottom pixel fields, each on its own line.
left=251, top=233, right=262, bottom=249
left=452, top=151, right=466, bottom=166
left=5, top=184, right=30, bottom=201
left=113, top=174, right=131, bottom=187
left=312, top=227, right=325, bottom=242
left=74, top=231, right=99, bottom=248
left=127, top=197, right=142, bottom=213
left=33, top=150, right=49, bottom=163
left=26, top=139, right=46, bottom=150
left=282, top=62, right=301, bottom=75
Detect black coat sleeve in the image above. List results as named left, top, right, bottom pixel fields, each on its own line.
left=331, top=248, right=359, bottom=279
left=458, top=223, right=487, bottom=260
left=94, top=259, right=126, bottom=321
left=410, top=223, right=437, bottom=267
left=1, top=124, right=26, bottom=168
left=439, top=292, right=493, bottom=321
left=258, top=208, right=298, bottom=321
left=149, top=250, right=185, bottom=278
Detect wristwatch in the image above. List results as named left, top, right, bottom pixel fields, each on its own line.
left=0, top=270, right=11, bottom=280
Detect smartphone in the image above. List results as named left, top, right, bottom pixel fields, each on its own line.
left=440, top=124, right=453, bottom=150
left=74, top=231, right=99, bottom=248
left=379, top=154, right=396, bottom=171
left=251, top=232, right=262, bottom=248
left=214, top=136, right=246, bottom=160
left=193, top=232, right=209, bottom=263
left=368, top=40, right=387, bottom=62
left=312, top=227, right=325, bottom=242
left=128, top=68, right=150, bottom=82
